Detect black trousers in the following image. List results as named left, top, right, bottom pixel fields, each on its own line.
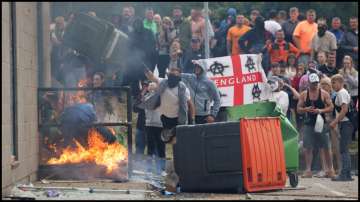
left=160, top=115, right=178, bottom=129
left=145, top=126, right=165, bottom=158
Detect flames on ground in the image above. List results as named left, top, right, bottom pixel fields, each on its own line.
left=46, top=128, right=128, bottom=175
left=42, top=79, right=128, bottom=179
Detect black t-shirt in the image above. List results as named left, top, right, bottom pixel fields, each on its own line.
left=318, top=64, right=339, bottom=78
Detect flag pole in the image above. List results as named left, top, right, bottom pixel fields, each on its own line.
left=204, top=2, right=210, bottom=59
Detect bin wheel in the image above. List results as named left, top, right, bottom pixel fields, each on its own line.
left=288, top=172, right=299, bottom=188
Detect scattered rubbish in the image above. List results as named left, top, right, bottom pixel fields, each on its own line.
left=8, top=186, right=37, bottom=200
left=45, top=190, right=60, bottom=197
left=282, top=186, right=306, bottom=190
left=87, top=188, right=152, bottom=194
left=18, top=185, right=153, bottom=195
left=40, top=179, right=50, bottom=184
left=46, top=179, right=115, bottom=183
left=245, top=193, right=253, bottom=200
left=160, top=189, right=175, bottom=196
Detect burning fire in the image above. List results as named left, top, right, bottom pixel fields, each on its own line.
left=68, top=79, right=88, bottom=105
left=47, top=128, right=128, bottom=174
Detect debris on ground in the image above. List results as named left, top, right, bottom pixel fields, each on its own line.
left=6, top=186, right=37, bottom=200
left=45, top=190, right=60, bottom=198
left=245, top=193, right=253, bottom=200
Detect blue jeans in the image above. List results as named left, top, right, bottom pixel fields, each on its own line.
left=339, top=121, right=353, bottom=177
left=146, top=155, right=166, bottom=174
left=135, top=128, right=146, bottom=155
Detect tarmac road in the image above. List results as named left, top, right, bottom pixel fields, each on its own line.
left=151, top=175, right=358, bottom=200
left=7, top=175, right=357, bottom=200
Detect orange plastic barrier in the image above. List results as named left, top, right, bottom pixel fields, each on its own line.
left=240, top=117, right=286, bottom=192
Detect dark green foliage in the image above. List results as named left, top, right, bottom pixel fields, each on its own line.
left=51, top=2, right=358, bottom=24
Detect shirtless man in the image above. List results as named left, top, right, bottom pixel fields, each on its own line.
left=190, top=8, right=205, bottom=45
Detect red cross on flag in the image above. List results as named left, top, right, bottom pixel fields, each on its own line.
left=194, top=54, right=269, bottom=107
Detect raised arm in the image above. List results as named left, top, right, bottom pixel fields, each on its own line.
left=144, top=68, right=159, bottom=84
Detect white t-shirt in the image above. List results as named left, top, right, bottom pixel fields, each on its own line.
left=156, top=78, right=191, bottom=118
left=270, top=90, right=289, bottom=115
left=265, top=20, right=282, bottom=36
left=335, top=88, right=351, bottom=122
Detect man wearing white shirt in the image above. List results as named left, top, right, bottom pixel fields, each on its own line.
left=330, top=74, right=354, bottom=181
left=265, top=10, right=282, bottom=36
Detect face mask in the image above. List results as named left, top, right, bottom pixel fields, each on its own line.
left=268, top=80, right=279, bottom=92
left=167, top=73, right=181, bottom=88
left=318, top=27, right=326, bottom=37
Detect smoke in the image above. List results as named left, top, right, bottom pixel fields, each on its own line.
left=43, top=5, right=164, bottom=182
left=130, top=153, right=166, bottom=188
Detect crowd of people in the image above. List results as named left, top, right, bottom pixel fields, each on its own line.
left=49, top=4, right=358, bottom=188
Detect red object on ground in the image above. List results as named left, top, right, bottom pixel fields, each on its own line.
left=240, top=117, right=286, bottom=192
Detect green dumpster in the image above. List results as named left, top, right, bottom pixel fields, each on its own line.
left=227, top=101, right=299, bottom=187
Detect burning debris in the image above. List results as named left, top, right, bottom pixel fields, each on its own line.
left=39, top=79, right=131, bottom=181
left=47, top=128, right=128, bottom=174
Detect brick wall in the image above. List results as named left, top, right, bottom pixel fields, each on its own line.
left=1, top=2, right=50, bottom=196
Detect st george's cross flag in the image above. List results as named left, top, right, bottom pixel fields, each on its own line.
left=194, top=54, right=269, bottom=107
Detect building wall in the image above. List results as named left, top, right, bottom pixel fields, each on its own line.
left=2, top=2, right=50, bottom=196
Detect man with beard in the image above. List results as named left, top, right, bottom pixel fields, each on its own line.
left=118, top=6, right=134, bottom=35
left=311, top=18, right=337, bottom=61
left=172, top=6, right=192, bottom=52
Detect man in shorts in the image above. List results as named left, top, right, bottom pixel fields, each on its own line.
left=297, top=73, right=334, bottom=178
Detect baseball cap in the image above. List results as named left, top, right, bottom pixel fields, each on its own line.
left=308, top=73, right=320, bottom=83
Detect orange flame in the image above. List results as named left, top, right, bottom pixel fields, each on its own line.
left=47, top=128, right=128, bottom=174
left=78, top=79, right=87, bottom=88
left=68, top=79, right=88, bottom=105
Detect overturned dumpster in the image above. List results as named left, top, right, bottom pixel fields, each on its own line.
left=173, top=101, right=299, bottom=193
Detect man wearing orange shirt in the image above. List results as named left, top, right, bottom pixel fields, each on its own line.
left=267, top=29, right=299, bottom=65
left=293, top=9, right=318, bottom=67
left=226, top=15, right=251, bottom=55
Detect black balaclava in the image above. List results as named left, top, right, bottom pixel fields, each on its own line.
left=318, top=25, right=327, bottom=37
left=167, top=73, right=181, bottom=88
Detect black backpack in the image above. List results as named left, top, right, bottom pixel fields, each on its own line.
left=334, top=98, right=358, bottom=130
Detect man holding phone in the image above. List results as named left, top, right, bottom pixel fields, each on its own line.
left=297, top=73, right=334, bottom=178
